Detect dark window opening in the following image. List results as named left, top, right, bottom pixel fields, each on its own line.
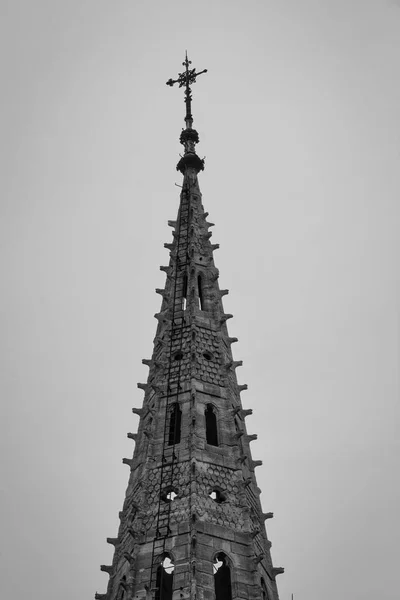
left=209, top=489, right=226, bottom=504
left=198, top=274, right=204, bottom=309
left=182, top=273, right=188, bottom=310
left=168, top=403, right=182, bottom=446
left=155, top=556, right=174, bottom=600
left=173, top=351, right=183, bottom=361
left=205, top=404, right=218, bottom=446
left=203, top=351, right=213, bottom=361
left=261, top=578, right=268, bottom=600
left=214, top=553, right=232, bottom=600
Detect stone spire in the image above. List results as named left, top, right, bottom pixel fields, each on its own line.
left=96, top=54, right=283, bottom=600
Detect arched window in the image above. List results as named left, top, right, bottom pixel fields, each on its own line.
left=261, top=577, right=269, bottom=600
left=198, top=274, right=204, bottom=310
left=182, top=273, right=188, bottom=310
left=168, top=403, right=181, bottom=446
left=155, top=555, right=174, bottom=600
left=214, top=553, right=232, bottom=600
left=205, top=404, right=218, bottom=447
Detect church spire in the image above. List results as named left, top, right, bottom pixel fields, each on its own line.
left=166, top=52, right=207, bottom=174
left=95, top=54, right=284, bottom=600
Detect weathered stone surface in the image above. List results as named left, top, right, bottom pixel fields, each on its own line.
left=96, top=149, right=282, bottom=598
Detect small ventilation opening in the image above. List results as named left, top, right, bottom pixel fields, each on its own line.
left=155, top=555, right=174, bottom=600
left=173, top=351, right=183, bottom=361
left=209, top=489, right=226, bottom=504
left=161, top=488, right=178, bottom=503
left=203, top=351, right=213, bottom=361
left=214, top=553, right=232, bottom=600
left=205, top=404, right=218, bottom=446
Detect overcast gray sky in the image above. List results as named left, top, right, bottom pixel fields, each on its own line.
left=1, top=1, right=400, bottom=599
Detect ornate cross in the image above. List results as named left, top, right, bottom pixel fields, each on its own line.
left=166, top=52, right=207, bottom=127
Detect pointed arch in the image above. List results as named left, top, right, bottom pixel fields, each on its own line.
left=197, top=273, right=204, bottom=310
left=213, top=552, right=232, bottom=600
left=155, top=554, right=174, bottom=600
left=168, top=403, right=182, bottom=446
left=182, top=272, right=188, bottom=310
left=261, top=577, right=269, bottom=600
left=205, top=404, right=218, bottom=446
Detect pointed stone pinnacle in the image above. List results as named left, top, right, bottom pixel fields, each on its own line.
left=262, top=512, right=274, bottom=521
left=106, top=537, right=119, bottom=546
left=100, top=565, right=112, bottom=575
left=155, top=288, right=167, bottom=297
left=241, top=408, right=253, bottom=418
left=251, top=460, right=263, bottom=469
left=159, top=265, right=172, bottom=279
left=224, top=360, right=243, bottom=371
left=220, top=313, right=233, bottom=324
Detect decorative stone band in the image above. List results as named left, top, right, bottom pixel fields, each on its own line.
left=176, top=152, right=205, bottom=174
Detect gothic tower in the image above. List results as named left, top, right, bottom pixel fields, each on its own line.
left=96, top=55, right=284, bottom=600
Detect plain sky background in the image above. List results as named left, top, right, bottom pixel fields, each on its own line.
left=1, top=1, right=400, bottom=599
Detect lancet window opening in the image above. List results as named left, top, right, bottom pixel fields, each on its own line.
left=213, top=553, right=233, bottom=600
left=155, top=554, right=174, bottom=600
left=205, top=404, right=219, bottom=446
left=182, top=272, right=188, bottom=310
left=261, top=578, right=269, bottom=600
left=197, top=273, right=204, bottom=309
left=168, top=402, right=182, bottom=446
left=149, top=179, right=194, bottom=594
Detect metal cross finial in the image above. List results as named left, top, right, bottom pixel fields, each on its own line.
left=166, top=52, right=207, bottom=128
